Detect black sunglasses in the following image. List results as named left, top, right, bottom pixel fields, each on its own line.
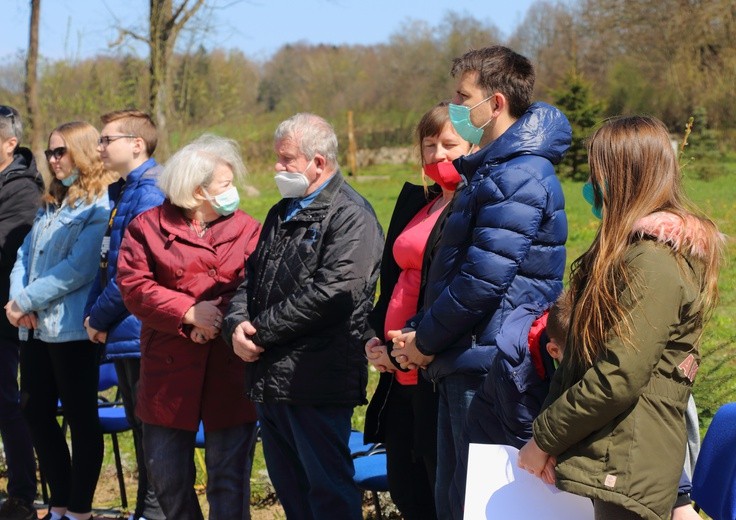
left=0, top=105, right=15, bottom=124
left=44, top=146, right=67, bottom=161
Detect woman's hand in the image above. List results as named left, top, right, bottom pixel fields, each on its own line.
left=190, top=325, right=217, bottom=344
left=5, top=300, right=27, bottom=328
left=183, top=297, right=223, bottom=337
left=365, top=337, right=396, bottom=373
left=17, top=312, right=37, bottom=330
left=518, top=437, right=552, bottom=480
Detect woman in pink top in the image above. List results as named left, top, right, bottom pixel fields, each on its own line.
left=363, top=102, right=471, bottom=520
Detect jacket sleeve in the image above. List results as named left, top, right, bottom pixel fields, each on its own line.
left=13, top=202, right=109, bottom=313
left=533, top=245, right=685, bottom=456
left=0, top=178, right=40, bottom=268
left=252, top=204, right=382, bottom=348
left=416, top=173, right=548, bottom=354
left=117, top=217, right=196, bottom=337
left=86, top=188, right=165, bottom=332
left=221, top=216, right=263, bottom=345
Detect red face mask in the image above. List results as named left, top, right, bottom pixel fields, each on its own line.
left=423, top=161, right=462, bottom=191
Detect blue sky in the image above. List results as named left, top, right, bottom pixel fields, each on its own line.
left=3, top=0, right=538, bottom=62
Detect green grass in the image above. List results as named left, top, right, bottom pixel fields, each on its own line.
left=90, top=158, right=735, bottom=513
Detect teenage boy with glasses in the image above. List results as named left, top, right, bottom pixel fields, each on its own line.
left=83, top=110, right=165, bottom=520
left=0, top=105, right=43, bottom=520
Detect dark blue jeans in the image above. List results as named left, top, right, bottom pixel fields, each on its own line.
left=114, top=358, right=164, bottom=520
left=0, top=335, right=36, bottom=503
left=143, top=421, right=258, bottom=520
left=434, top=372, right=484, bottom=520
left=256, top=402, right=361, bottom=520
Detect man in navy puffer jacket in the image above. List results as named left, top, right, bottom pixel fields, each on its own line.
left=389, top=46, right=571, bottom=519
left=83, top=110, right=165, bottom=520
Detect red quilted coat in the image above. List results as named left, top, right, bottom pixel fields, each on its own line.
left=118, top=200, right=261, bottom=431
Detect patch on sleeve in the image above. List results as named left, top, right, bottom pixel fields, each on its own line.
left=604, top=474, right=617, bottom=488
left=678, top=354, right=699, bottom=383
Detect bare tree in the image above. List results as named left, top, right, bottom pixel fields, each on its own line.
left=25, top=0, right=44, bottom=166
left=114, top=0, right=206, bottom=158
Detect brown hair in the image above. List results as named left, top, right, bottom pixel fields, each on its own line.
left=44, top=121, right=114, bottom=206
left=451, top=46, right=535, bottom=119
left=100, top=109, right=158, bottom=156
left=415, top=100, right=452, bottom=166
left=568, top=115, right=723, bottom=368
left=546, top=290, right=572, bottom=347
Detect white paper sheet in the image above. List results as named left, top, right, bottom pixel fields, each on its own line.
left=463, top=443, right=594, bottom=520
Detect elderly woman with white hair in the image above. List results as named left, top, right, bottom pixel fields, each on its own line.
left=117, top=134, right=261, bottom=520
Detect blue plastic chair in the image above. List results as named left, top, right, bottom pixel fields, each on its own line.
left=352, top=442, right=388, bottom=520
left=692, top=402, right=736, bottom=520
left=97, top=362, right=131, bottom=509
left=349, top=429, right=376, bottom=458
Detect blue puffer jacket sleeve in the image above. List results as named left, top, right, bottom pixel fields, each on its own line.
left=84, top=160, right=164, bottom=358
left=417, top=168, right=549, bottom=354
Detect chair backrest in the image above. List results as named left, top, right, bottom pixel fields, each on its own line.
left=691, top=402, right=736, bottom=520
left=99, top=362, right=119, bottom=392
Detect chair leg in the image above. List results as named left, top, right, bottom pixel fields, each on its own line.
left=111, top=433, right=128, bottom=509
left=372, top=491, right=383, bottom=520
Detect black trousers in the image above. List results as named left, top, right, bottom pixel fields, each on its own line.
left=20, top=337, right=103, bottom=512
left=383, top=378, right=439, bottom=520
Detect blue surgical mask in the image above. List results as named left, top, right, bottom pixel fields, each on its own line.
left=204, top=186, right=240, bottom=216
left=448, top=96, right=493, bottom=145
left=60, top=171, right=78, bottom=187
left=582, top=181, right=603, bottom=219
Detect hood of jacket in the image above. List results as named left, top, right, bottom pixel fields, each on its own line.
left=632, top=210, right=725, bottom=262
left=0, top=147, right=44, bottom=191
left=454, top=102, right=572, bottom=182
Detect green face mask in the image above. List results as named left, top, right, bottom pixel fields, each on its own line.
left=204, top=186, right=240, bottom=216
left=582, top=181, right=603, bottom=219
left=448, top=96, right=493, bottom=145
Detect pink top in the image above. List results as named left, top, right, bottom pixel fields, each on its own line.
left=385, top=197, right=444, bottom=385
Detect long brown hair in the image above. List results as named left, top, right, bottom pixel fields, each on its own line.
left=44, top=121, right=114, bottom=206
left=568, top=115, right=723, bottom=368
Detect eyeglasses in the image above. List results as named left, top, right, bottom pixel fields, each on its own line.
left=98, top=135, right=136, bottom=147
left=44, top=146, right=67, bottom=161
left=0, top=105, right=16, bottom=124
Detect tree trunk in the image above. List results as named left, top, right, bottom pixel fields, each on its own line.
left=24, top=0, right=45, bottom=177
left=148, top=0, right=206, bottom=160
left=150, top=0, right=171, bottom=159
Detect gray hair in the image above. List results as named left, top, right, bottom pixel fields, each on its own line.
left=158, top=134, right=246, bottom=209
left=274, top=113, right=338, bottom=168
left=0, top=105, right=23, bottom=142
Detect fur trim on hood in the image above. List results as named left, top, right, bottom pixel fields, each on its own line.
left=632, top=211, right=724, bottom=261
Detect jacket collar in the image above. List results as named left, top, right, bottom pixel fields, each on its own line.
left=126, top=158, right=159, bottom=185
left=280, top=170, right=344, bottom=222
left=0, top=147, right=43, bottom=191
left=453, top=102, right=572, bottom=182
left=158, top=199, right=241, bottom=248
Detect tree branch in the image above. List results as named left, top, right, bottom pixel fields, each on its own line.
left=170, top=0, right=206, bottom=37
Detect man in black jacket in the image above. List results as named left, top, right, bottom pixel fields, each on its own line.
left=0, top=105, right=43, bottom=520
left=224, top=113, right=383, bottom=520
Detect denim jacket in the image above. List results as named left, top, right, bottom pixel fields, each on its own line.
left=9, top=194, right=110, bottom=342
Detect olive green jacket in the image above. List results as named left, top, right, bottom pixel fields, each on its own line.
left=533, top=213, right=714, bottom=519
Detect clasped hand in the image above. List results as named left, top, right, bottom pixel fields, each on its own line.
left=517, top=437, right=556, bottom=485
left=4, top=300, right=37, bottom=330
left=365, top=337, right=396, bottom=373
left=387, top=328, right=434, bottom=370
left=184, top=297, right=223, bottom=343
